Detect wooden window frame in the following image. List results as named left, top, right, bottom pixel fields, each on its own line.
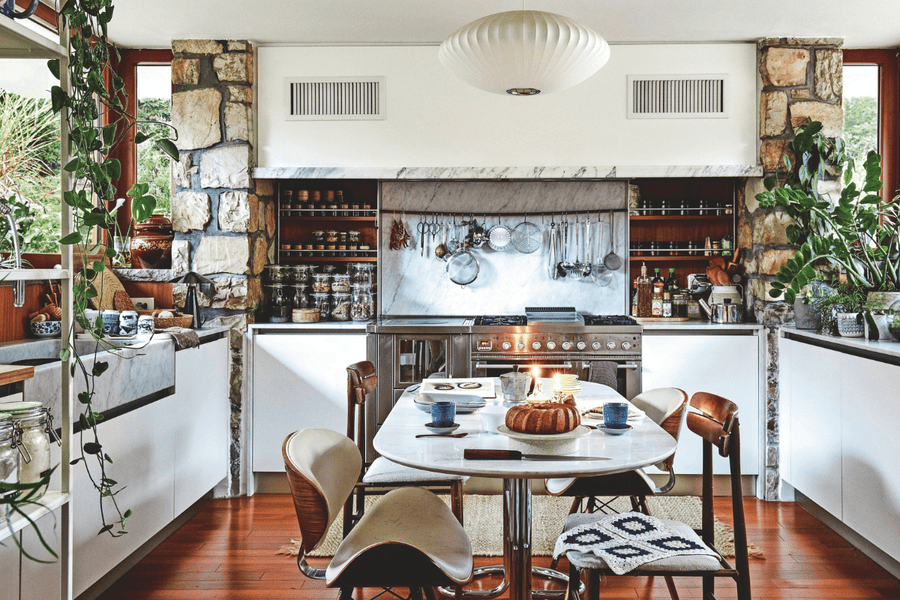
left=843, top=49, right=900, bottom=203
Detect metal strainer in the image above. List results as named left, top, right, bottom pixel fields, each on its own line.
left=512, top=215, right=542, bottom=254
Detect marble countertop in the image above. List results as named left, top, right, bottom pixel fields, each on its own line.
left=641, top=321, right=763, bottom=332
left=248, top=321, right=369, bottom=333
left=782, top=327, right=900, bottom=361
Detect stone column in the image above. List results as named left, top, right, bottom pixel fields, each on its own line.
left=170, top=39, right=276, bottom=496
left=740, top=38, right=843, bottom=500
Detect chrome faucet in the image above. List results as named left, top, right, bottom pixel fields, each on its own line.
left=0, top=201, right=25, bottom=307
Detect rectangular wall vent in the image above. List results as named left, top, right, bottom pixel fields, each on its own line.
left=285, top=77, right=385, bottom=121
left=627, top=74, right=728, bottom=119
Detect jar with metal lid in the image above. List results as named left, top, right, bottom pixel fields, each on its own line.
left=296, top=190, right=309, bottom=210
left=267, top=284, right=292, bottom=323
left=325, top=230, right=338, bottom=251
left=310, top=191, right=322, bottom=216
left=311, top=293, right=332, bottom=321
left=350, top=283, right=375, bottom=321
left=281, top=189, right=293, bottom=211
left=265, top=264, right=290, bottom=284
left=337, top=231, right=348, bottom=251
left=291, top=264, right=310, bottom=284
left=313, top=230, right=325, bottom=250
left=292, top=284, right=310, bottom=309
left=331, top=292, right=352, bottom=321
left=347, top=230, right=360, bottom=252
left=350, top=262, right=375, bottom=285
left=337, top=190, right=349, bottom=217
left=311, top=273, right=332, bottom=293
left=331, top=274, right=352, bottom=293
left=11, top=407, right=59, bottom=499
left=0, top=416, right=17, bottom=498
left=322, top=264, right=338, bottom=275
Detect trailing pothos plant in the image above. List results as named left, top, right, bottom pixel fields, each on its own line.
left=756, top=120, right=900, bottom=304
left=41, top=0, right=177, bottom=539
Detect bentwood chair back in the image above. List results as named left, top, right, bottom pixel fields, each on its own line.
left=559, top=391, right=751, bottom=600
left=345, top=361, right=465, bottom=536
left=283, top=428, right=473, bottom=599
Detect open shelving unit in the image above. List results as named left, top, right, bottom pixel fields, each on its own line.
left=1, top=14, right=74, bottom=600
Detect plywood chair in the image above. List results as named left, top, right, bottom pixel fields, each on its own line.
left=558, top=391, right=752, bottom=600
left=284, top=428, right=473, bottom=600
left=345, top=361, right=465, bottom=536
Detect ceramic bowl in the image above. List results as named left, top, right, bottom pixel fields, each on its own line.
left=30, top=320, right=61, bottom=338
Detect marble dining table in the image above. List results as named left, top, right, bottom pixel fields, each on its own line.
left=373, top=380, right=678, bottom=600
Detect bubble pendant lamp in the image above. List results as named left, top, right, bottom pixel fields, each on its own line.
left=438, top=10, right=610, bottom=96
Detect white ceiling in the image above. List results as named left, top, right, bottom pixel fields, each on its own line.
left=107, top=0, right=900, bottom=49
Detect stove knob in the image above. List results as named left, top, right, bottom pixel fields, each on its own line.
left=622, top=341, right=632, bottom=350
left=576, top=341, right=587, bottom=351
left=561, top=341, right=573, bottom=351
left=606, top=341, right=617, bottom=350
left=546, top=341, right=557, bottom=350
left=502, top=341, right=512, bottom=350
left=517, top=342, right=526, bottom=350
left=532, top=341, right=542, bottom=350
left=591, top=342, right=602, bottom=351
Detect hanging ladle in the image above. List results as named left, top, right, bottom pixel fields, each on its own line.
left=604, top=209, right=623, bottom=271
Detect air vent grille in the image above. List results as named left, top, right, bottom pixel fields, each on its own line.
left=285, top=77, right=385, bottom=121
left=627, top=75, right=728, bottom=119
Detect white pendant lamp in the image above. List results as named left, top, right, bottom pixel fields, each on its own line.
left=438, top=10, right=610, bottom=96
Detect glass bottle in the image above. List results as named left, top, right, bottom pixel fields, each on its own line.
left=636, top=263, right=652, bottom=318
left=325, top=191, right=338, bottom=216
left=665, top=268, right=679, bottom=294
left=311, top=292, right=333, bottom=321
left=631, top=279, right=639, bottom=316
left=281, top=189, right=293, bottom=212
left=663, top=292, right=672, bottom=318
left=337, top=190, right=349, bottom=217
left=267, top=284, right=292, bottom=323
left=652, top=268, right=665, bottom=291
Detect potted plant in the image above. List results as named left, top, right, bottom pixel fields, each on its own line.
left=863, top=292, right=899, bottom=340
left=793, top=275, right=830, bottom=330
left=889, top=315, right=900, bottom=342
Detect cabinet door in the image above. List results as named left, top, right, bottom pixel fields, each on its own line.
left=785, top=340, right=842, bottom=519
left=642, top=334, right=760, bottom=476
left=20, top=507, right=61, bottom=600
left=841, top=354, right=900, bottom=562
left=252, top=333, right=367, bottom=472
left=172, top=338, right=229, bottom=515
left=0, top=531, right=18, bottom=600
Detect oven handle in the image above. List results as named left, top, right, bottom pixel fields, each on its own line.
left=617, top=363, right=639, bottom=370
left=473, top=362, right=575, bottom=370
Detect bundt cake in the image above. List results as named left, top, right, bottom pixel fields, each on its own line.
left=505, top=395, right=581, bottom=434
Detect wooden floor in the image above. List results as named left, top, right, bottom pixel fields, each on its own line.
left=97, top=495, right=900, bottom=600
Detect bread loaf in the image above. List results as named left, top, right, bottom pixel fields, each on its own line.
left=505, top=396, right=580, bottom=434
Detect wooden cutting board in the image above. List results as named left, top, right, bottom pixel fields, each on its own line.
left=0, top=365, right=35, bottom=386
left=633, top=317, right=690, bottom=323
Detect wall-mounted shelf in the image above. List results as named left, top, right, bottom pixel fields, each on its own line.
left=0, top=491, right=69, bottom=543
left=0, top=268, right=70, bottom=282
left=630, top=255, right=732, bottom=262
left=630, top=215, right=732, bottom=221
left=278, top=255, right=377, bottom=263
left=0, top=17, right=66, bottom=58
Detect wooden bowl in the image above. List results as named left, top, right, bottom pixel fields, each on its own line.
left=137, top=309, right=193, bottom=329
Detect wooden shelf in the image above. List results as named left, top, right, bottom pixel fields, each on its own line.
left=630, top=215, right=732, bottom=221
left=630, top=255, right=732, bottom=262
left=278, top=253, right=377, bottom=263
left=279, top=214, right=376, bottom=222
left=0, top=491, right=69, bottom=543
left=0, top=268, right=70, bottom=282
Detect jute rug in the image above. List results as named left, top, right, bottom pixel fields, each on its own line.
left=276, top=495, right=763, bottom=559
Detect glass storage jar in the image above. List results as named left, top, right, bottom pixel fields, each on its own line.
left=0, top=416, right=17, bottom=498
left=291, top=264, right=310, bottom=284
left=337, top=231, right=348, bottom=251
left=325, top=230, right=339, bottom=251
left=311, top=293, right=332, bottom=321
left=265, top=264, right=290, bottom=284
left=311, top=273, right=332, bottom=293
left=350, top=283, right=375, bottom=321
left=331, top=274, right=352, bottom=293
left=322, top=264, right=338, bottom=275
left=292, top=284, right=310, bottom=309
left=312, top=230, right=325, bottom=250
left=266, top=284, right=292, bottom=323
left=330, top=292, right=352, bottom=321
left=11, top=407, right=59, bottom=500
left=350, top=262, right=375, bottom=285
left=347, top=231, right=360, bottom=254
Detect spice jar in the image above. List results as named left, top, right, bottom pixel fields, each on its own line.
left=337, top=190, right=349, bottom=217
left=312, top=230, right=325, bottom=250
left=350, top=262, right=375, bottom=286
left=267, top=284, right=292, bottom=323
left=351, top=283, right=375, bottom=321
left=296, top=190, right=309, bottom=211
left=265, top=264, right=290, bottom=284
left=0, top=416, right=18, bottom=498
left=312, top=293, right=332, bottom=321
left=331, top=292, right=351, bottom=321
left=337, top=231, right=348, bottom=251
left=11, top=407, right=59, bottom=500
left=325, top=190, right=338, bottom=216
left=291, top=264, right=310, bottom=284
left=331, top=274, right=352, bottom=293
left=292, top=284, right=310, bottom=309
left=281, top=189, right=294, bottom=211
left=325, top=230, right=339, bottom=251
left=322, top=264, right=338, bottom=275
left=311, top=273, right=332, bottom=293
left=311, top=191, right=322, bottom=216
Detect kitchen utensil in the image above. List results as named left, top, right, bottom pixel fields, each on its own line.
left=446, top=249, right=480, bottom=286
left=557, top=215, right=575, bottom=276
left=604, top=210, right=623, bottom=271
left=446, top=217, right=460, bottom=254
left=591, top=216, right=613, bottom=287
left=417, top=216, right=428, bottom=257
left=512, top=215, right=542, bottom=254
left=415, top=432, right=469, bottom=438
left=434, top=216, right=449, bottom=260
left=548, top=216, right=559, bottom=279
left=698, top=298, right=744, bottom=323
left=467, top=216, right=486, bottom=248
left=572, top=215, right=584, bottom=275
left=581, top=216, right=592, bottom=278
left=487, top=217, right=513, bottom=251
left=463, top=449, right=610, bottom=461
left=687, top=273, right=713, bottom=299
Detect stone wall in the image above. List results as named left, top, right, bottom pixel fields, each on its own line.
left=170, top=39, right=276, bottom=495
left=740, top=37, right=843, bottom=500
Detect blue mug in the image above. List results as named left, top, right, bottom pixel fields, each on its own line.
left=431, top=401, right=456, bottom=427
left=603, top=402, right=629, bottom=429
left=101, top=310, right=120, bottom=335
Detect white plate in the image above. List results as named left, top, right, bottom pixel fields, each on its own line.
left=423, top=422, right=461, bottom=434
left=414, top=393, right=486, bottom=414
left=497, top=424, right=591, bottom=442
left=596, top=424, right=632, bottom=436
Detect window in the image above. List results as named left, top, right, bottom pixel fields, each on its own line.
left=136, top=65, right=173, bottom=216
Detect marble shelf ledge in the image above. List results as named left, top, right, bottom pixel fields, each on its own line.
left=114, top=268, right=175, bottom=283
left=253, top=164, right=764, bottom=180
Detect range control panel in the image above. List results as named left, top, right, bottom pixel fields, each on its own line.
left=473, top=333, right=641, bottom=355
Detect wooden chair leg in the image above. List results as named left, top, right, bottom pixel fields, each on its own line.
left=586, top=568, right=601, bottom=600
left=664, top=576, right=679, bottom=600
left=566, top=559, right=581, bottom=600
left=339, top=587, right=353, bottom=600
left=451, top=481, right=464, bottom=526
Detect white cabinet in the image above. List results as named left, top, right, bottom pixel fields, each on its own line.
left=252, top=332, right=367, bottom=472
left=0, top=531, right=19, bottom=600
left=642, top=332, right=761, bottom=477
left=20, top=508, right=62, bottom=600
left=782, top=339, right=843, bottom=518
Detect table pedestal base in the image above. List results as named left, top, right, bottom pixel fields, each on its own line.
left=439, top=479, right=582, bottom=600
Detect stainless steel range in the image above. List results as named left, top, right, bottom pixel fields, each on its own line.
left=467, top=308, right=642, bottom=399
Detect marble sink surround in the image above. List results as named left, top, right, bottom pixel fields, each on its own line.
left=380, top=181, right=629, bottom=316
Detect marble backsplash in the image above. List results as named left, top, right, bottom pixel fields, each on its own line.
left=380, top=181, right=629, bottom=316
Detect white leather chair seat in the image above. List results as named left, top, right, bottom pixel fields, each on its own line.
left=545, top=468, right=655, bottom=497
left=327, top=487, right=473, bottom=586
left=562, top=512, right=723, bottom=572
left=363, top=456, right=467, bottom=484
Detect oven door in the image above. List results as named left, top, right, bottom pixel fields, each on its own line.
left=471, top=356, right=592, bottom=381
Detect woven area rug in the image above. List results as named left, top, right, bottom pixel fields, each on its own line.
left=276, top=495, right=763, bottom=559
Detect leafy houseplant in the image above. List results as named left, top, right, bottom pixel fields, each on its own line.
left=813, top=281, right=866, bottom=336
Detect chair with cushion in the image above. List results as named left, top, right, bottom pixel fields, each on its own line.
left=345, top=361, right=465, bottom=536
left=557, top=391, right=751, bottom=600
left=284, top=428, right=473, bottom=600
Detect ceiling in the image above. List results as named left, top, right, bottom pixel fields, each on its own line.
left=107, top=0, right=900, bottom=49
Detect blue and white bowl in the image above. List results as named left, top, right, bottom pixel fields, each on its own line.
left=30, top=320, right=61, bottom=338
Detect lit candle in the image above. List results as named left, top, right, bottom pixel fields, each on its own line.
left=530, top=368, right=541, bottom=396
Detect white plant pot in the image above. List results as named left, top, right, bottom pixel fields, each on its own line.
left=837, top=312, right=865, bottom=338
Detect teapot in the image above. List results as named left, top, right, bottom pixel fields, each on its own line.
left=499, top=367, right=536, bottom=403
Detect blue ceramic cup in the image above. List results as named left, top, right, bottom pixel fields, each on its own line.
left=431, top=401, right=456, bottom=427
left=101, top=310, right=120, bottom=335
left=604, top=402, right=629, bottom=429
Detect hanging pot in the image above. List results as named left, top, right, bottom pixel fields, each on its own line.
left=446, top=249, right=480, bottom=287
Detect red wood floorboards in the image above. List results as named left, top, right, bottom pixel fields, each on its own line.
left=96, top=495, right=900, bottom=600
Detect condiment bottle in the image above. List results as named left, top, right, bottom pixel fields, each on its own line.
left=636, top=263, right=652, bottom=318
left=663, top=292, right=672, bottom=318
left=631, top=279, right=639, bottom=316
left=665, top=268, right=679, bottom=293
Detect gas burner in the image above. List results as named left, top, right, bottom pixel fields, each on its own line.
left=474, top=315, right=527, bottom=326
left=583, top=315, right=639, bottom=327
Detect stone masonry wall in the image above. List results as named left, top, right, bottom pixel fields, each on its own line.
left=170, top=39, right=277, bottom=496
left=740, top=38, right=843, bottom=500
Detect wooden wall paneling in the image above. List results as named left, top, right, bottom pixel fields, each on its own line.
left=122, top=282, right=173, bottom=309
left=0, top=284, right=53, bottom=344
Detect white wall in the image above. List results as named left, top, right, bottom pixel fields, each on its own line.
left=257, top=43, right=757, bottom=168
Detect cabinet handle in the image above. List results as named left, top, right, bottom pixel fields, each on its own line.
left=617, top=363, right=638, bottom=370
left=474, top=362, right=574, bottom=370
